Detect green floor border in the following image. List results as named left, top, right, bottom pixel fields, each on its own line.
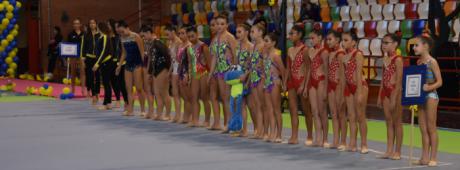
left=0, top=95, right=52, bottom=103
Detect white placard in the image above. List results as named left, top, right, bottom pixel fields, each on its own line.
left=60, top=43, right=79, bottom=57
left=405, top=74, right=422, bottom=98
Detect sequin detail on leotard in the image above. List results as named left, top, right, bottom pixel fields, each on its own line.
left=211, top=40, right=231, bottom=78
left=380, top=55, right=399, bottom=100
left=121, top=35, right=143, bottom=72
left=249, top=49, right=262, bottom=88
left=188, top=42, right=208, bottom=79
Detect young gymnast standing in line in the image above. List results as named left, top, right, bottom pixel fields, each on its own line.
left=186, top=26, right=211, bottom=127
left=209, top=14, right=238, bottom=132
left=165, top=25, right=184, bottom=122
left=248, top=24, right=265, bottom=139
left=110, top=20, right=128, bottom=111
left=115, top=21, right=146, bottom=116
left=234, top=23, right=253, bottom=137
left=140, top=25, right=155, bottom=118
left=263, top=32, right=286, bottom=142
left=207, top=18, right=223, bottom=130
left=326, top=30, right=347, bottom=149
left=413, top=34, right=442, bottom=167
left=341, top=29, right=369, bottom=153
left=81, top=19, right=102, bottom=105
left=286, top=25, right=313, bottom=145
left=177, top=26, right=192, bottom=124
left=377, top=33, right=404, bottom=160
left=93, top=22, right=114, bottom=110
left=307, top=29, right=330, bottom=147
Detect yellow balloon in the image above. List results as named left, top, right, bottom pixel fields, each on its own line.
left=19, top=74, right=26, bottom=79
left=6, top=12, right=13, bottom=19
left=62, top=87, right=71, bottom=94
left=6, top=34, right=13, bottom=42
left=11, top=30, right=18, bottom=36
left=16, top=2, right=21, bottom=8
left=0, top=46, right=4, bottom=52
left=14, top=24, right=18, bottom=29
left=2, top=19, right=9, bottom=26
left=0, top=85, right=6, bottom=91
left=9, top=63, right=17, bottom=69
left=7, top=68, right=14, bottom=75
left=0, top=4, right=4, bottom=11
left=10, top=51, right=16, bottom=57
left=1, top=40, right=8, bottom=46
left=2, top=1, right=8, bottom=6
left=6, top=5, right=13, bottom=12
left=5, top=57, right=13, bottom=64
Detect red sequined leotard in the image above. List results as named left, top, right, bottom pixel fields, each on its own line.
left=307, top=46, right=327, bottom=90
left=344, top=49, right=367, bottom=97
left=380, top=54, right=400, bottom=100
left=327, top=47, right=346, bottom=93
left=287, top=44, right=306, bottom=90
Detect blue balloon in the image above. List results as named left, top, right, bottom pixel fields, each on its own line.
left=0, top=35, right=4, bottom=40
left=1, top=52, right=7, bottom=58
left=60, top=94, right=67, bottom=100
left=68, top=93, right=75, bottom=98
left=0, top=14, right=4, bottom=19
left=11, top=40, right=16, bottom=47
left=43, top=84, right=49, bottom=89
left=9, top=0, right=16, bottom=5
left=0, top=71, right=5, bottom=76
left=13, top=57, right=18, bottom=63
left=7, top=24, right=14, bottom=30
left=3, top=30, right=9, bottom=36
left=1, top=63, right=7, bottom=70
left=11, top=18, right=16, bottom=25
left=6, top=46, right=12, bottom=53
left=13, top=9, right=19, bottom=14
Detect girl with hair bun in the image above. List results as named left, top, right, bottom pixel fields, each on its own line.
left=286, top=24, right=313, bottom=145
left=341, top=28, right=369, bottom=153
left=326, top=29, right=347, bottom=149
left=377, top=32, right=404, bottom=160
left=306, top=28, right=330, bottom=147
left=413, top=34, right=442, bottom=167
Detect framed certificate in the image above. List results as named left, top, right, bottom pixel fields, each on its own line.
left=402, top=65, right=427, bottom=106
left=59, top=42, right=79, bottom=58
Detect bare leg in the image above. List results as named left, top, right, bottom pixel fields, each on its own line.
left=426, top=98, right=439, bottom=165
left=171, top=75, right=181, bottom=122
left=124, top=70, right=134, bottom=115
left=287, top=89, right=299, bottom=144
left=338, top=101, right=348, bottom=149
left=240, top=98, right=248, bottom=137
left=218, top=77, right=231, bottom=131
left=190, top=77, right=200, bottom=126
left=200, top=75, right=211, bottom=127
left=309, top=87, right=323, bottom=146
left=329, top=91, right=339, bottom=148
left=392, top=97, right=403, bottom=159
left=271, top=83, right=282, bottom=142
left=382, top=98, right=394, bottom=158
left=264, top=91, right=275, bottom=142
left=318, top=83, right=329, bottom=146
left=301, top=96, right=313, bottom=145
left=133, top=68, right=145, bottom=116
left=358, top=87, right=368, bottom=153
left=143, top=69, right=153, bottom=118
left=209, top=77, right=221, bottom=130
left=418, top=106, right=430, bottom=165
left=346, top=95, right=357, bottom=152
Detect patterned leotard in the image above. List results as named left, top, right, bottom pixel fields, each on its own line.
left=121, top=34, right=143, bottom=72
left=211, top=39, right=231, bottom=78
left=344, top=49, right=367, bottom=97
left=380, top=54, right=399, bottom=100
left=188, top=42, right=208, bottom=79
left=264, top=51, right=281, bottom=92
left=307, top=47, right=327, bottom=90
left=287, top=44, right=306, bottom=90
left=249, top=46, right=262, bottom=88
left=327, top=48, right=346, bottom=93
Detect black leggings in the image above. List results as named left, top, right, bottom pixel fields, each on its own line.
left=113, top=65, right=128, bottom=104
left=101, top=62, right=116, bottom=105
left=85, top=59, right=101, bottom=96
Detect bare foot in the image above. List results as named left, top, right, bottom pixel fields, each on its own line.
left=304, top=140, right=313, bottom=146
left=288, top=137, right=298, bottom=144
left=239, top=132, right=248, bottom=138
left=200, top=121, right=210, bottom=128
left=274, top=138, right=283, bottom=143
left=114, top=101, right=121, bottom=108
left=377, top=152, right=392, bottom=159
left=428, top=161, right=437, bottom=167
left=360, top=147, right=369, bottom=154
left=337, top=145, right=347, bottom=151
left=162, top=115, right=171, bottom=121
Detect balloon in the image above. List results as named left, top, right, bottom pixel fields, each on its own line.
left=60, top=94, right=67, bottom=100
left=1, top=63, right=8, bottom=70
left=9, top=0, right=16, bottom=5
left=16, top=1, right=21, bottom=8
left=0, top=71, right=4, bottom=76
left=68, top=93, right=75, bottom=98
left=1, top=19, right=9, bottom=27
left=6, top=12, right=13, bottom=19
left=7, top=23, right=13, bottom=31
left=0, top=85, right=6, bottom=91
left=6, top=46, right=12, bottom=53
left=46, top=87, right=53, bottom=96
left=9, top=62, right=16, bottom=69
left=10, top=18, right=16, bottom=25
left=43, top=84, right=49, bottom=89
left=1, top=40, right=8, bottom=48
left=5, top=57, right=12, bottom=64
left=6, top=68, right=14, bottom=75
left=6, top=35, right=13, bottom=42
left=62, top=87, right=71, bottom=94
left=13, top=57, right=18, bottom=62
left=0, top=4, right=4, bottom=11
left=2, top=1, right=8, bottom=6
left=1, top=52, right=6, bottom=57
left=6, top=5, right=13, bottom=12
